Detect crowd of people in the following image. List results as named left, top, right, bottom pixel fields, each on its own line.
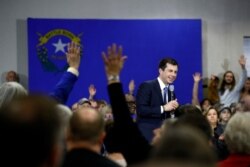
left=0, top=41, right=250, bottom=167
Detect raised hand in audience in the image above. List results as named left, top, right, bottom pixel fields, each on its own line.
left=66, top=41, right=81, bottom=70
left=101, top=43, right=127, bottom=84
left=88, top=84, right=97, bottom=100
left=192, top=72, right=201, bottom=106
left=239, top=55, right=246, bottom=69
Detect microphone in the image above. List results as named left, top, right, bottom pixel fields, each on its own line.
left=169, top=85, right=175, bottom=118
left=169, top=85, right=175, bottom=101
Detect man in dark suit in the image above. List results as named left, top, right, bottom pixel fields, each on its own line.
left=136, top=58, right=179, bottom=142
left=62, top=106, right=120, bottom=167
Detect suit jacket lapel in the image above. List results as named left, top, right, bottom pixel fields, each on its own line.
left=154, top=79, right=164, bottom=104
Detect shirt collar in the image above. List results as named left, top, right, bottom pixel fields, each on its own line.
left=157, top=77, right=169, bottom=90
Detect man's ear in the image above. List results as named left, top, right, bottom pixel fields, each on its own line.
left=159, top=68, right=163, bottom=74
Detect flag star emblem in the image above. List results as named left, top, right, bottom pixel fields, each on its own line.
left=52, top=39, right=67, bottom=53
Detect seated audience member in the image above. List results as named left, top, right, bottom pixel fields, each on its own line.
left=150, top=126, right=217, bottom=167
left=127, top=101, right=137, bottom=122
left=71, top=102, right=78, bottom=112
left=62, top=106, right=120, bottom=167
left=230, top=102, right=244, bottom=113
left=203, top=107, right=223, bottom=139
left=56, top=104, right=73, bottom=128
left=240, top=94, right=250, bottom=111
left=219, top=112, right=250, bottom=167
left=200, top=98, right=213, bottom=112
left=96, top=99, right=108, bottom=112
left=71, top=97, right=92, bottom=112
left=5, top=70, right=20, bottom=82
left=77, top=97, right=91, bottom=108
left=0, top=81, right=27, bottom=108
left=0, top=41, right=80, bottom=108
left=239, top=77, right=250, bottom=101
left=0, top=95, right=64, bottom=167
left=204, top=107, right=229, bottom=160
left=218, top=107, right=232, bottom=130
left=125, top=79, right=136, bottom=102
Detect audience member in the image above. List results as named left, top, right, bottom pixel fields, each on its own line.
left=49, top=41, right=81, bottom=104
left=62, top=106, right=120, bottom=167
left=0, top=94, right=64, bottom=167
left=239, top=77, right=250, bottom=101
left=203, top=107, right=229, bottom=160
left=219, top=112, right=250, bottom=167
left=218, top=107, right=232, bottom=131
left=5, top=70, right=19, bottom=82
left=219, top=55, right=247, bottom=107
left=0, top=81, right=27, bottom=108
left=150, top=126, right=216, bottom=167
left=125, top=79, right=136, bottom=102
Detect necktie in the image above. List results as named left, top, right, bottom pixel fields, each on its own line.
left=163, top=87, right=168, bottom=104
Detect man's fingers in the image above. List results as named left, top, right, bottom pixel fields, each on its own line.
left=102, top=52, right=109, bottom=65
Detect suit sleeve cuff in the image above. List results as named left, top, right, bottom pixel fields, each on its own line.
left=161, top=106, right=164, bottom=113
left=67, top=67, right=79, bottom=77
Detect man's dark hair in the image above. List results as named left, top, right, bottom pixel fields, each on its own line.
left=177, top=104, right=202, bottom=116
left=174, top=112, right=212, bottom=141
left=0, top=94, right=63, bottom=167
left=158, top=58, right=178, bottom=71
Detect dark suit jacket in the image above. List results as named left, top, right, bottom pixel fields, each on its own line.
left=136, top=79, right=176, bottom=141
left=62, top=148, right=120, bottom=167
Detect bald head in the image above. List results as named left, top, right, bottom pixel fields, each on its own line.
left=69, top=107, right=105, bottom=144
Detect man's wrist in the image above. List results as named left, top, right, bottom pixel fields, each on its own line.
left=67, top=67, right=79, bottom=76
left=107, top=75, right=120, bottom=84
left=108, top=75, right=120, bottom=81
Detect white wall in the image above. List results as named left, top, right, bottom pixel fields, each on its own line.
left=1, top=0, right=250, bottom=88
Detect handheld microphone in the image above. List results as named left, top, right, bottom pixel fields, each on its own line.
left=169, top=85, right=175, bottom=118
left=169, top=85, right=175, bottom=101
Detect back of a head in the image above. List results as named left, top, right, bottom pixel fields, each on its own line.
left=69, top=107, right=105, bottom=144
left=0, top=82, right=27, bottom=108
left=151, top=126, right=216, bottom=167
left=0, top=94, right=63, bottom=167
left=224, top=112, right=250, bottom=154
left=175, top=112, right=212, bottom=141
left=177, top=104, right=202, bottom=116
left=56, top=104, right=72, bottom=127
